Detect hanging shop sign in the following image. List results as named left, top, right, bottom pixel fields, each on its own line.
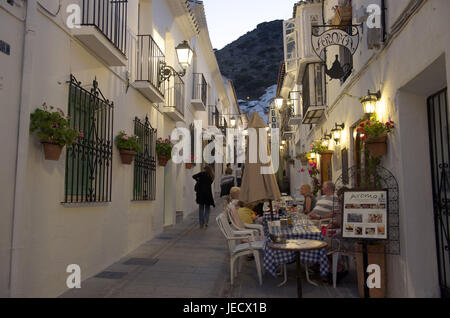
left=342, top=189, right=388, bottom=240
left=311, top=25, right=360, bottom=80
left=312, top=26, right=360, bottom=60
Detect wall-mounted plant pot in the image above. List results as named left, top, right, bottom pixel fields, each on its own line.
left=41, top=140, right=64, bottom=161
left=119, top=149, right=136, bottom=165
left=365, top=135, right=387, bottom=158
left=185, top=163, right=193, bottom=169
left=300, top=158, right=309, bottom=166
left=158, top=155, right=169, bottom=167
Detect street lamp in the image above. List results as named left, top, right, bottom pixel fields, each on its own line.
left=360, top=90, right=381, bottom=115
left=160, top=41, right=194, bottom=82
left=230, top=117, right=236, bottom=127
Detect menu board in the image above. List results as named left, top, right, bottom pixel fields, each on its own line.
left=342, top=190, right=388, bottom=240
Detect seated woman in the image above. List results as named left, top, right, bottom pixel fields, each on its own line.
left=238, top=203, right=258, bottom=225
left=227, top=187, right=263, bottom=238
left=301, top=184, right=316, bottom=215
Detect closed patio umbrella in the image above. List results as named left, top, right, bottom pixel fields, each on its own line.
left=239, top=112, right=281, bottom=212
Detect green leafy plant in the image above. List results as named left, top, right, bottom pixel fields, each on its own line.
left=310, top=140, right=329, bottom=154
left=29, top=103, right=81, bottom=147
left=115, top=131, right=141, bottom=153
left=357, top=116, right=394, bottom=141
left=296, top=152, right=308, bottom=160
left=156, top=137, right=173, bottom=159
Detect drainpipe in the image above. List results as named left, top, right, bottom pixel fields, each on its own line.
left=381, top=0, right=386, bottom=42
left=9, top=0, right=37, bottom=297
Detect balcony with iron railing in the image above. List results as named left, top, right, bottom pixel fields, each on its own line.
left=208, top=105, right=219, bottom=127
left=302, top=62, right=327, bottom=125
left=131, top=34, right=165, bottom=103
left=191, top=73, right=208, bottom=111
left=163, top=73, right=185, bottom=122
left=73, top=0, right=128, bottom=66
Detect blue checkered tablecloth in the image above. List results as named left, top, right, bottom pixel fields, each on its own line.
left=262, top=213, right=330, bottom=278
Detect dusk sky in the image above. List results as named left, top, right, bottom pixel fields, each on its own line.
left=203, top=0, right=300, bottom=50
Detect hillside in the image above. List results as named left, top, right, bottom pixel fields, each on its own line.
left=215, top=20, right=284, bottom=101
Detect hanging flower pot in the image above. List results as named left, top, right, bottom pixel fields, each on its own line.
left=41, top=140, right=64, bottom=161
left=30, top=103, right=81, bottom=161
left=115, top=131, right=141, bottom=165
left=156, top=137, right=173, bottom=168
left=119, top=149, right=137, bottom=165
left=158, top=155, right=169, bottom=167
left=365, top=134, right=387, bottom=158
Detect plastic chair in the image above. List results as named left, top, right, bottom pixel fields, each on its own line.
left=226, top=202, right=264, bottom=240
left=216, top=213, right=264, bottom=286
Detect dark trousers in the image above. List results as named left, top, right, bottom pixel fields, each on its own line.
left=199, top=204, right=211, bottom=226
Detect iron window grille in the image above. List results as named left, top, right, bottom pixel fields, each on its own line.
left=135, top=34, right=165, bottom=97
left=80, top=0, right=128, bottom=55
left=133, top=116, right=157, bottom=201
left=192, top=73, right=207, bottom=106
left=65, top=75, right=114, bottom=203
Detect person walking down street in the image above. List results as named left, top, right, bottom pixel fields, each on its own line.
left=193, top=166, right=215, bottom=229
left=225, top=163, right=233, bottom=175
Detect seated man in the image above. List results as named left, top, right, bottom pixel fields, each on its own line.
left=308, top=181, right=338, bottom=221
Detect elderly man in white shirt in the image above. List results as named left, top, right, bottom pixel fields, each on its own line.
left=308, top=181, right=338, bottom=221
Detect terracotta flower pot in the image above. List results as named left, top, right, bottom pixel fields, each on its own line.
left=365, top=134, right=387, bottom=158
left=119, top=149, right=137, bottom=165
left=185, top=163, right=193, bottom=169
left=158, top=155, right=169, bottom=167
left=41, top=140, right=64, bottom=161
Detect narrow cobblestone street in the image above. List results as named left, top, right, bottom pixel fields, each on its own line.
left=61, top=201, right=358, bottom=298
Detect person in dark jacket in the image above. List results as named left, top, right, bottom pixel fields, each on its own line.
left=193, top=165, right=215, bottom=229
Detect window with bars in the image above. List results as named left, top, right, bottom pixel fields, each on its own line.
left=65, top=75, right=114, bottom=203
left=133, top=116, right=157, bottom=201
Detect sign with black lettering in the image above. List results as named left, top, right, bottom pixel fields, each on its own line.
left=0, top=40, right=11, bottom=56
left=312, top=26, right=360, bottom=61
left=342, top=189, right=388, bottom=240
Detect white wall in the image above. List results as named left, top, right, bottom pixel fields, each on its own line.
left=0, top=3, right=25, bottom=297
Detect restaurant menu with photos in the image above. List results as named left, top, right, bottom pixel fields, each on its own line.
left=342, top=190, right=388, bottom=240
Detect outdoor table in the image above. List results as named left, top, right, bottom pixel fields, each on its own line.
left=262, top=213, right=330, bottom=280
left=269, top=239, right=328, bottom=298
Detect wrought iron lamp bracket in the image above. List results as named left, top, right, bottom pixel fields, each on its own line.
left=159, top=61, right=186, bottom=82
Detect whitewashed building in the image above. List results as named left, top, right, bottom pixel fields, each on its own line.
left=0, top=0, right=240, bottom=297
left=280, top=0, right=450, bottom=297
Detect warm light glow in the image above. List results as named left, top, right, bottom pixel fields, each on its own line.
left=230, top=118, right=236, bottom=127
left=333, top=130, right=341, bottom=141
left=322, top=139, right=329, bottom=147
left=275, top=96, right=284, bottom=109
left=282, top=140, right=286, bottom=145
left=363, top=100, right=377, bottom=114
left=310, top=152, right=316, bottom=159
left=176, top=41, right=194, bottom=69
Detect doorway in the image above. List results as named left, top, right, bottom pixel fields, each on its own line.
left=427, top=88, right=450, bottom=297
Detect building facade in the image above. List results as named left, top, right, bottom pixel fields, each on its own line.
left=280, top=0, right=449, bottom=297
left=0, top=0, right=240, bottom=297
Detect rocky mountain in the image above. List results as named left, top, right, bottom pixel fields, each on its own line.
left=215, top=20, right=284, bottom=109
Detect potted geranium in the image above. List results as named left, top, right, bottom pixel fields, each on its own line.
left=332, top=0, right=352, bottom=26
left=296, top=153, right=309, bottom=166
left=311, top=140, right=334, bottom=161
left=30, top=103, right=81, bottom=161
left=357, top=117, right=394, bottom=158
left=156, top=137, right=173, bottom=167
left=115, top=131, right=141, bottom=165
left=185, top=155, right=195, bottom=169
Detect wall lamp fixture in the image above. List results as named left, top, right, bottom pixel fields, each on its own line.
left=360, top=90, right=381, bottom=115
left=160, top=41, right=194, bottom=82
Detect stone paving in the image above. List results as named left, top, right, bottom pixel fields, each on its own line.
left=61, top=201, right=359, bottom=298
